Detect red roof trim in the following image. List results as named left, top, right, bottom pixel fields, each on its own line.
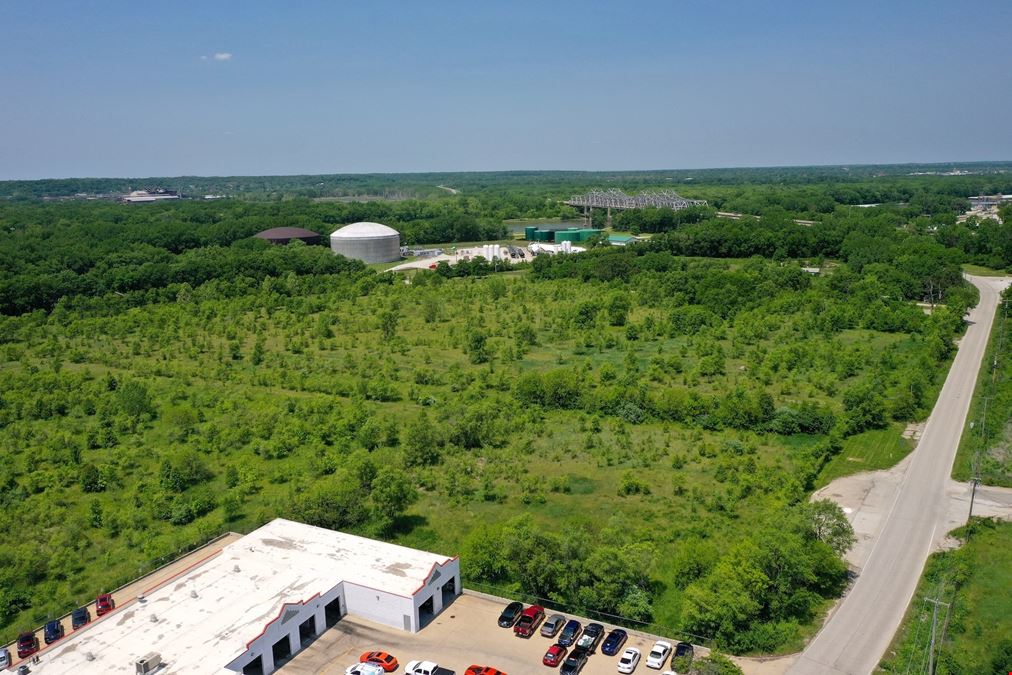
left=244, top=592, right=322, bottom=650
left=411, top=556, right=458, bottom=596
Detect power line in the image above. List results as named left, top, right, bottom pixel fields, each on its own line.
left=924, top=596, right=950, bottom=675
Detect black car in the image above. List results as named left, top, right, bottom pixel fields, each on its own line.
left=559, top=651, right=588, bottom=675
left=71, top=607, right=91, bottom=630
left=558, top=619, right=582, bottom=647
left=601, top=628, right=628, bottom=656
left=674, top=641, right=694, bottom=659
left=572, top=622, right=604, bottom=655
left=497, top=601, right=524, bottom=628
left=44, top=620, right=64, bottom=645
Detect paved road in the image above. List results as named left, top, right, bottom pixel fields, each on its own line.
left=789, top=275, right=1010, bottom=675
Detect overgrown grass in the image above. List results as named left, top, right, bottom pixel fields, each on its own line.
left=879, top=518, right=1012, bottom=674
left=816, top=426, right=913, bottom=487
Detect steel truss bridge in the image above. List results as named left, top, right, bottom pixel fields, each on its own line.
left=564, top=188, right=707, bottom=211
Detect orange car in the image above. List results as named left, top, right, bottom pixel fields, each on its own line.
left=360, top=651, right=399, bottom=672
left=465, top=667, right=507, bottom=675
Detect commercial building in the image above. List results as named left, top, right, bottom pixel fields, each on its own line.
left=329, top=222, right=401, bottom=263
left=27, top=519, right=460, bottom=675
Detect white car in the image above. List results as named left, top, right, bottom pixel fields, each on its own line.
left=645, top=640, right=672, bottom=669
left=346, top=664, right=385, bottom=675
left=618, top=646, right=641, bottom=673
left=0, top=647, right=11, bottom=669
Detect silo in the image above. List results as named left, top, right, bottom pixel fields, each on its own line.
left=329, top=222, right=401, bottom=263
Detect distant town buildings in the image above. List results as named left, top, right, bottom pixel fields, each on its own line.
left=120, top=189, right=181, bottom=203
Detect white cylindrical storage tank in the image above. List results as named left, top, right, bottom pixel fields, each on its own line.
left=329, top=222, right=401, bottom=263
left=494, top=244, right=501, bottom=259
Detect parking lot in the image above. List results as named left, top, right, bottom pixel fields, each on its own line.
left=281, top=591, right=708, bottom=675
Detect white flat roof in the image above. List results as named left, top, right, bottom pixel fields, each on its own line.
left=30, top=519, right=454, bottom=674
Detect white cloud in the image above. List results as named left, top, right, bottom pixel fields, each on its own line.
left=213, top=52, right=232, bottom=61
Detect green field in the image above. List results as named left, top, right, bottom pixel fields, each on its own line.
left=816, top=426, right=913, bottom=487
left=879, top=518, right=1012, bottom=674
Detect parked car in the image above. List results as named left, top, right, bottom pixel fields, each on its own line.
left=601, top=628, right=628, bottom=656
left=558, top=619, right=582, bottom=647
left=360, top=651, right=399, bottom=672
left=44, top=619, right=64, bottom=644
left=71, top=606, right=91, bottom=630
left=543, top=644, right=568, bottom=668
left=0, top=647, right=12, bottom=669
left=16, top=631, right=39, bottom=658
left=645, top=641, right=672, bottom=669
left=541, top=613, right=566, bottom=638
left=464, top=667, right=507, bottom=675
left=559, top=651, right=588, bottom=675
left=347, top=664, right=386, bottom=675
left=514, top=604, right=545, bottom=638
left=96, top=593, right=115, bottom=616
left=497, top=601, right=524, bottom=628
left=405, top=660, right=454, bottom=675
left=573, top=622, right=605, bottom=655
left=618, top=647, right=641, bottom=674
left=673, top=642, right=694, bottom=660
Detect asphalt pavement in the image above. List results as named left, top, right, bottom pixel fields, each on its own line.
left=788, top=275, right=1010, bottom=675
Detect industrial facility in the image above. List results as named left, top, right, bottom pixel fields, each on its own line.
left=330, top=222, right=401, bottom=263
left=253, top=227, right=322, bottom=246
left=524, top=225, right=602, bottom=243
left=24, top=519, right=460, bottom=675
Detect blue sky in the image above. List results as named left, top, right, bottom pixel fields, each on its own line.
left=1, top=0, right=1010, bottom=179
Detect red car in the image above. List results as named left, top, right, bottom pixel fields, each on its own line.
left=17, top=631, right=39, bottom=658
left=96, top=593, right=115, bottom=616
left=513, top=604, right=545, bottom=638
left=465, top=667, right=507, bottom=675
left=360, top=651, right=398, bottom=672
left=543, top=644, right=567, bottom=668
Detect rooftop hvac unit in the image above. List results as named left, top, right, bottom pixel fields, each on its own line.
left=136, top=652, right=162, bottom=674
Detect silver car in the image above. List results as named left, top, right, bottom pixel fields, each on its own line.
left=541, top=613, right=566, bottom=638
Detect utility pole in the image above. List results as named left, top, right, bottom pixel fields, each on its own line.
left=925, top=597, right=950, bottom=675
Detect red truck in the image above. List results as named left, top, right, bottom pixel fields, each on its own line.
left=513, top=604, right=544, bottom=638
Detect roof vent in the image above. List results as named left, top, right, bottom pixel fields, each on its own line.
left=149, top=614, right=158, bottom=623
left=86, top=653, right=95, bottom=661
left=190, top=590, right=198, bottom=599
left=138, top=593, right=147, bottom=603
left=233, top=565, right=241, bottom=573
left=136, top=652, right=162, bottom=674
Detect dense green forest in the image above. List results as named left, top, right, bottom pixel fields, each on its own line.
left=3, top=161, right=1012, bottom=199
left=1, top=186, right=1009, bottom=316
left=0, top=170, right=1007, bottom=655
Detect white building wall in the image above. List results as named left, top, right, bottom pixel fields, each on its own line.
left=411, top=559, right=462, bottom=627
left=226, top=584, right=345, bottom=674
left=343, top=583, right=416, bottom=632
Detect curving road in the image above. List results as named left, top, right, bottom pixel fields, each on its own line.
left=788, top=274, right=1010, bottom=675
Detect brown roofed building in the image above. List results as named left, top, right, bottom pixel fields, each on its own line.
left=253, top=227, right=322, bottom=245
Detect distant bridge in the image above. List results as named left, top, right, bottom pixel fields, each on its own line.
left=564, top=188, right=707, bottom=211
left=564, top=189, right=708, bottom=226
